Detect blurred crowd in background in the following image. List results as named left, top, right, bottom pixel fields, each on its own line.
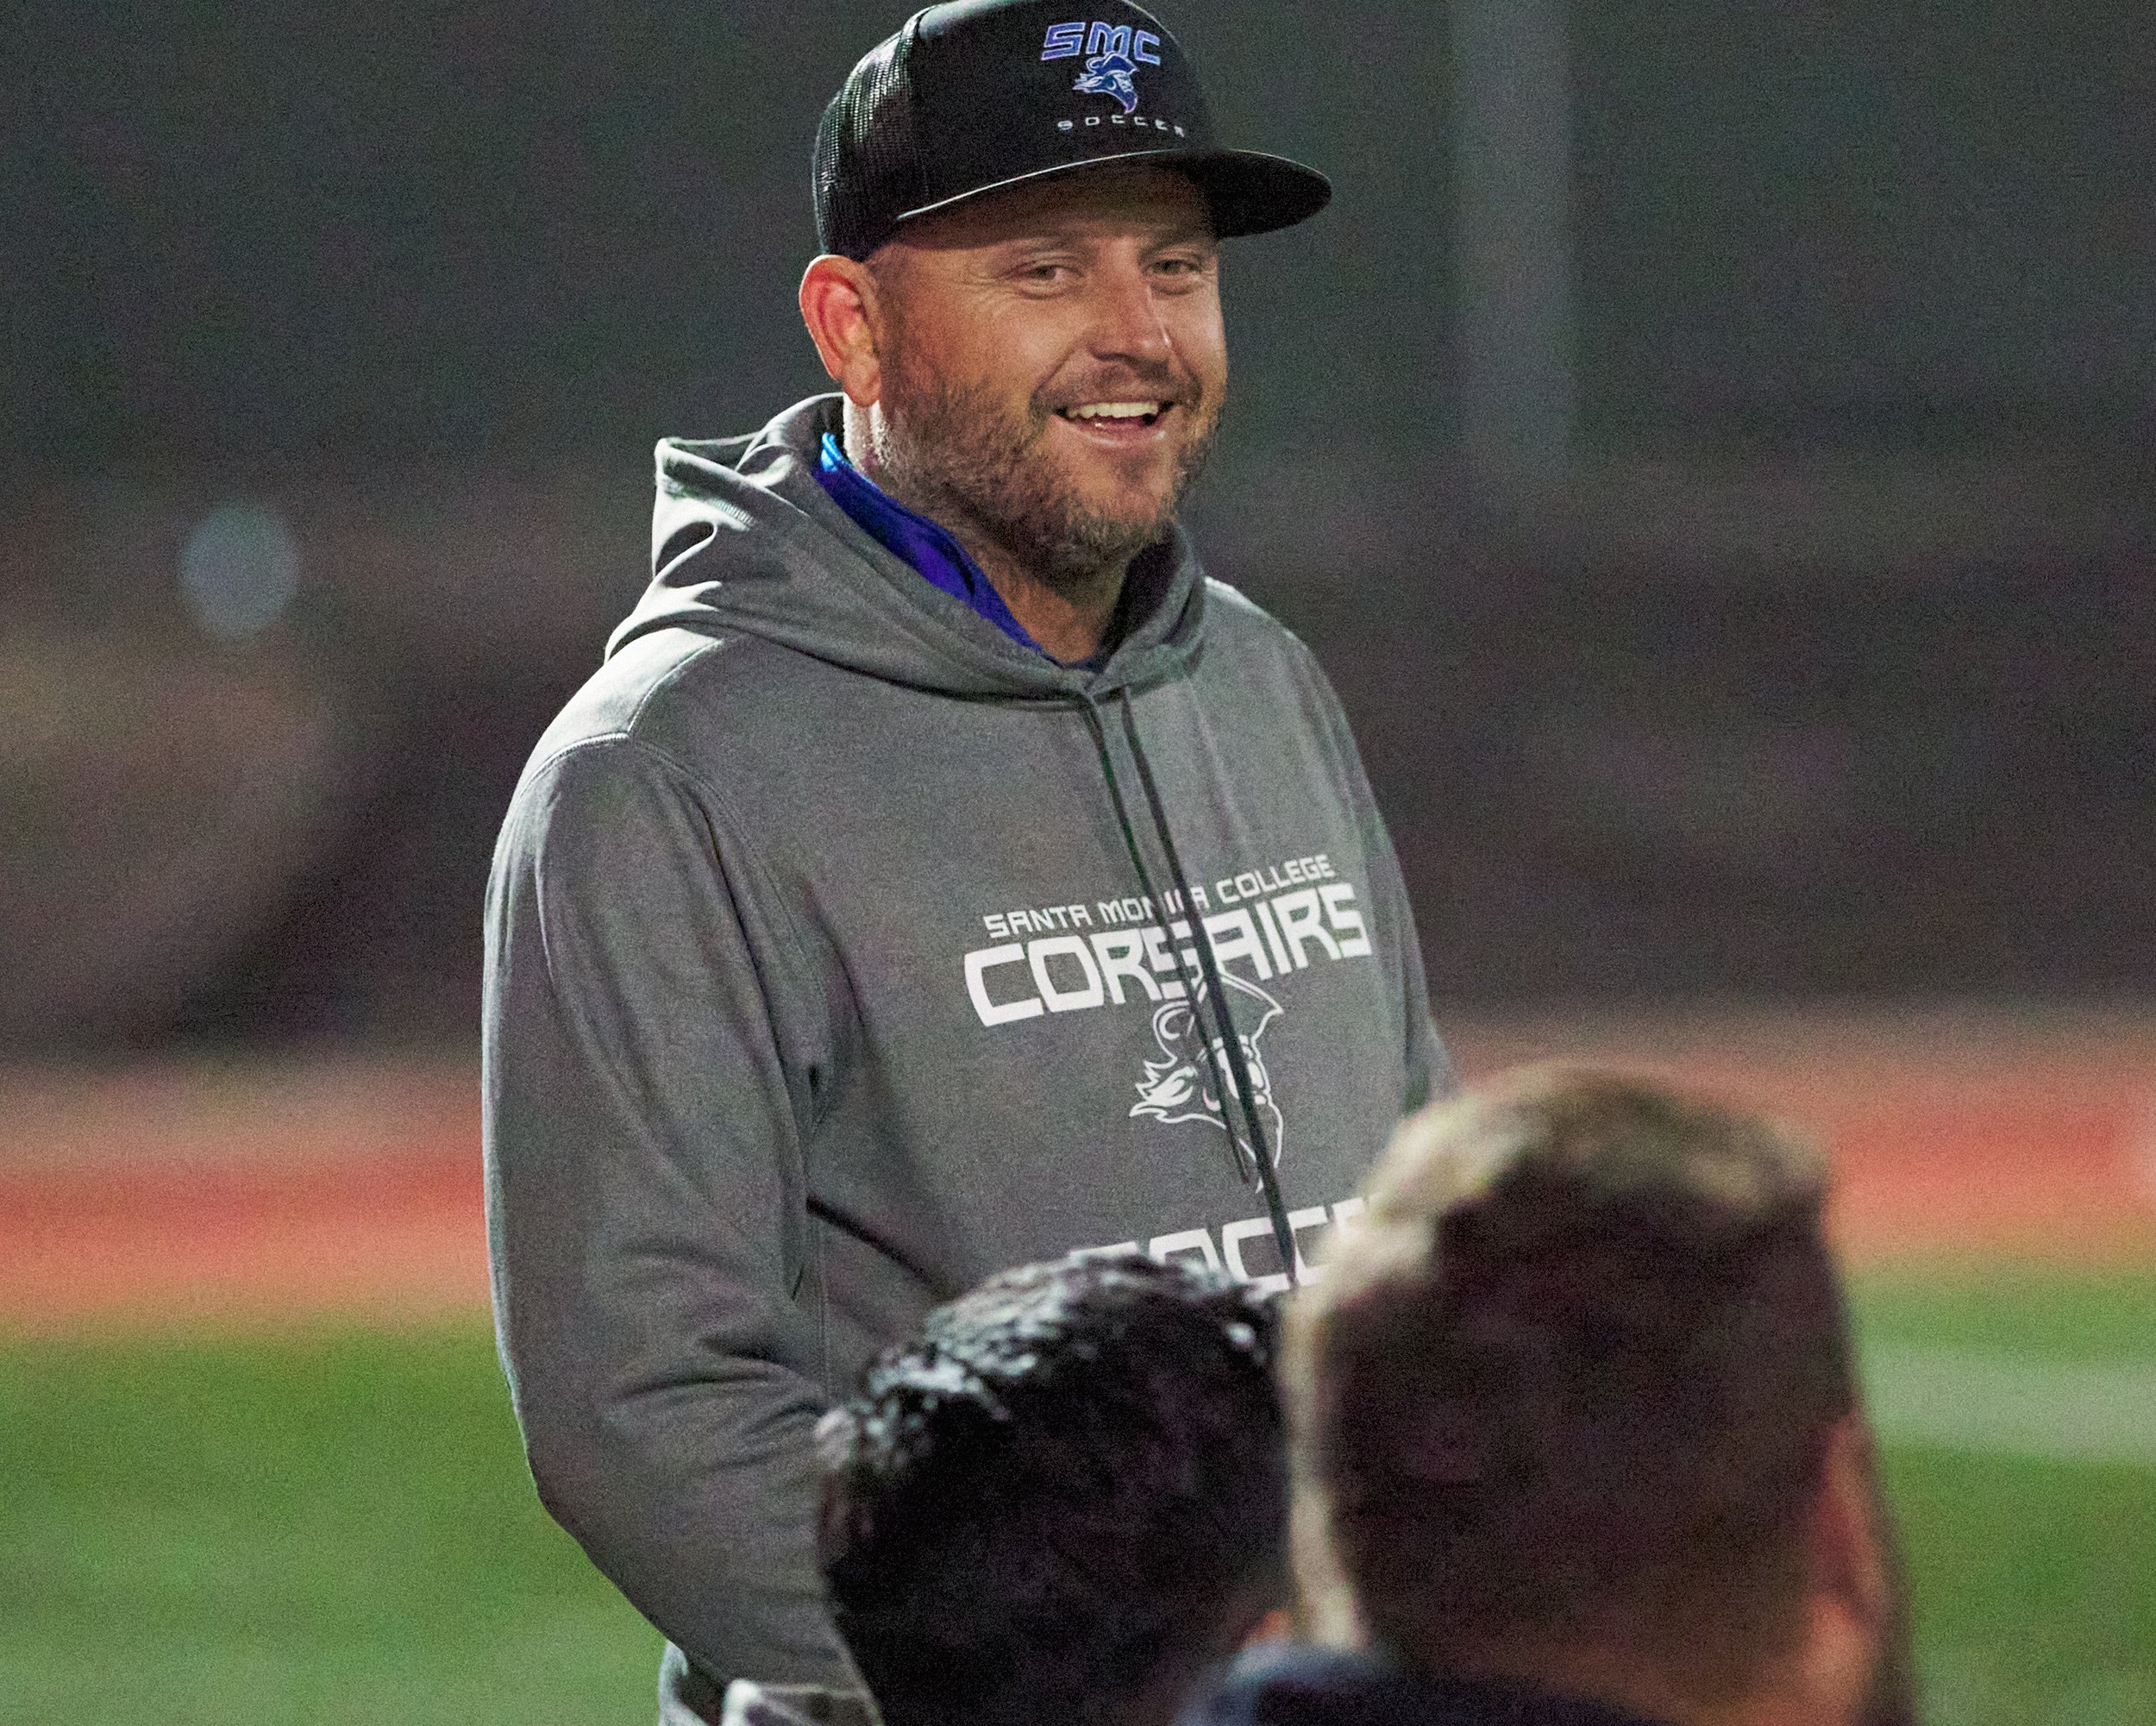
left=5, top=1, right=2149, bottom=1051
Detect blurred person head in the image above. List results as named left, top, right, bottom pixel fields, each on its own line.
left=815, top=1252, right=1290, bottom=1726
left=1284, top=1069, right=1915, bottom=1726
left=798, top=2, right=1327, bottom=659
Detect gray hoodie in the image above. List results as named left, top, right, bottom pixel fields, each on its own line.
left=482, top=395, right=1448, bottom=1710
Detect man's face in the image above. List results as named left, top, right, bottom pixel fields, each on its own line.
left=865, top=165, right=1226, bottom=587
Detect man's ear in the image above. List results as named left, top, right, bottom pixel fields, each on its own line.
left=800, top=254, right=884, bottom=409
left=1796, top=1414, right=1894, bottom=1723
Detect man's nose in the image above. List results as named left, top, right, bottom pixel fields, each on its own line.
left=1083, top=258, right=1175, bottom=365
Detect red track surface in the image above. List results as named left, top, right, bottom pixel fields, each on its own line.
left=3, top=1014, right=2153, bottom=1331
left=0, top=1061, right=486, bottom=1330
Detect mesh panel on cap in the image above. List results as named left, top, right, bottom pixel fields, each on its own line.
left=813, top=29, right=924, bottom=260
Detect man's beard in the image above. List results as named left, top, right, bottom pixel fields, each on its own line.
left=870, top=363, right=1219, bottom=593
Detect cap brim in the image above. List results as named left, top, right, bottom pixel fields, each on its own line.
left=887, top=146, right=1332, bottom=243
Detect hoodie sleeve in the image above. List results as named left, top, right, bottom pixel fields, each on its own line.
left=1288, top=635, right=1456, bottom=1114
left=1345, top=744, right=1454, bottom=1114
left=1369, top=793, right=1455, bottom=1113
left=482, top=731, right=857, bottom=1693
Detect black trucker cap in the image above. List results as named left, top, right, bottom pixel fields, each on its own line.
left=813, top=0, right=1332, bottom=260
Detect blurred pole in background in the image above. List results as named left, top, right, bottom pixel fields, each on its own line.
left=1453, top=0, right=1576, bottom=491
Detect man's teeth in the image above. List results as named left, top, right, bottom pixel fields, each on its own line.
left=1066, top=401, right=1163, bottom=420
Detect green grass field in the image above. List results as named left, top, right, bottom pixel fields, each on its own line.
left=3, top=1268, right=2151, bottom=1726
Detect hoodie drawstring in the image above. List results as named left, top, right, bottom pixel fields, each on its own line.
left=1077, top=688, right=1302, bottom=1288
left=1078, top=695, right=1241, bottom=1189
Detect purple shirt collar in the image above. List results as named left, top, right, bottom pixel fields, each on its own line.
left=814, top=433, right=1048, bottom=656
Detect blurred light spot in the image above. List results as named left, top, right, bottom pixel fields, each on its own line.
left=179, top=503, right=299, bottom=640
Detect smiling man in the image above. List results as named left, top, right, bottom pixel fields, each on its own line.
left=482, top=4, right=1450, bottom=1722
left=799, top=163, right=1224, bottom=663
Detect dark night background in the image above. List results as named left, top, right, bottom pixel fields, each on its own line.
left=4, top=0, right=2151, bottom=1047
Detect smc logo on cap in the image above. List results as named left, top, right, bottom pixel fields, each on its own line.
left=1039, top=21, right=1165, bottom=64
left=1043, top=20, right=1163, bottom=117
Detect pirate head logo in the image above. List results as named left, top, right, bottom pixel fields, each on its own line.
left=1131, top=973, right=1285, bottom=1177
left=1073, top=50, right=1142, bottom=116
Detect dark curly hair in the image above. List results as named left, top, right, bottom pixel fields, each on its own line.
left=816, top=1252, right=1287, bottom=1726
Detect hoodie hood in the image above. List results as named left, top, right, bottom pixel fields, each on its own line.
left=612, top=394, right=1209, bottom=700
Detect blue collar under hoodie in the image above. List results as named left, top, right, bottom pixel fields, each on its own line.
left=811, top=431, right=1048, bottom=657
left=486, top=393, right=1448, bottom=1708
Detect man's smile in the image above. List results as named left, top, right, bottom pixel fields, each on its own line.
left=1052, top=399, right=1177, bottom=444
left=1063, top=399, right=1163, bottom=421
